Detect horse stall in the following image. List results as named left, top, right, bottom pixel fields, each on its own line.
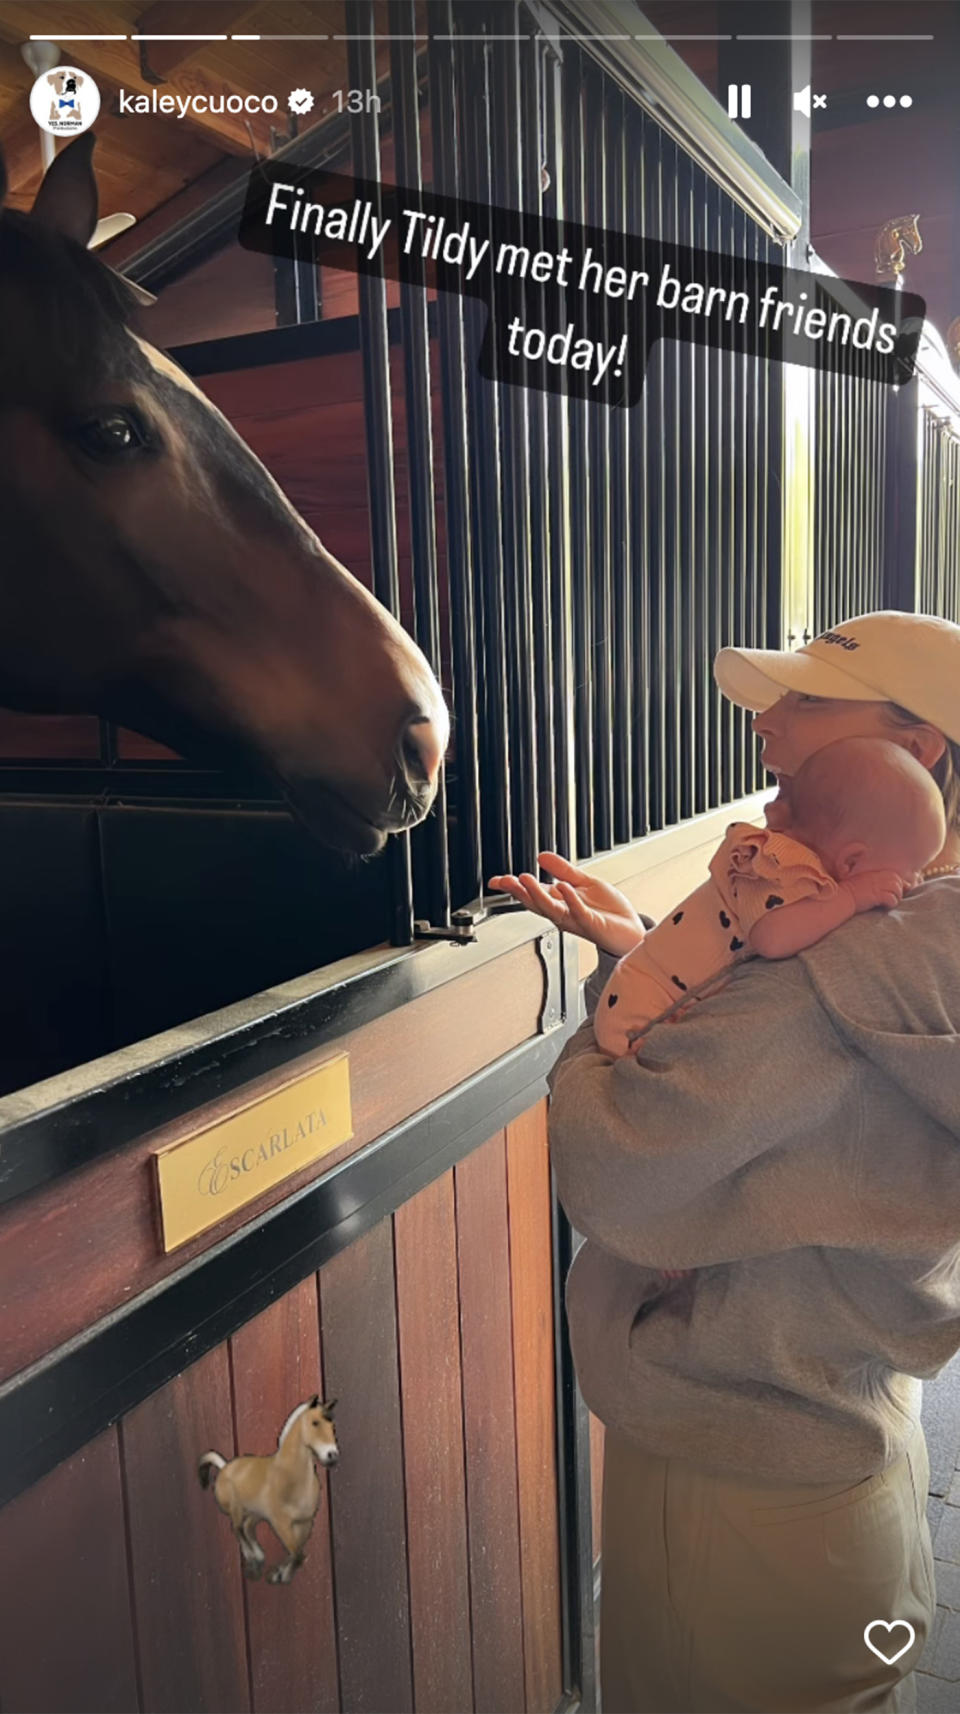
left=1, top=3, right=959, bottom=1712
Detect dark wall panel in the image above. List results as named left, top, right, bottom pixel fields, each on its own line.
left=0, top=1429, right=139, bottom=1714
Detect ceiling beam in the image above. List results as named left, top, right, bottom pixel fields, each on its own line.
left=133, top=1, right=261, bottom=82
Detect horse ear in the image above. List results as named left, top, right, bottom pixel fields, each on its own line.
left=309, top=1392, right=320, bottom=1408
left=325, top=1398, right=337, bottom=1415
left=31, top=133, right=99, bottom=247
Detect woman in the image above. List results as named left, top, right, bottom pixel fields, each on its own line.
left=490, top=610, right=960, bottom=1713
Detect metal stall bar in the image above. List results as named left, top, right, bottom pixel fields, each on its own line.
left=561, top=46, right=595, bottom=860
left=608, top=82, right=634, bottom=846
left=457, top=27, right=513, bottom=882
left=703, top=174, right=722, bottom=808
left=674, top=141, right=695, bottom=824
left=389, top=2, right=452, bottom=935
left=689, top=164, right=709, bottom=817
left=541, top=29, right=576, bottom=862
left=346, top=0, right=415, bottom=947
left=524, top=30, right=560, bottom=861
left=744, top=210, right=760, bottom=793
left=488, top=2, right=539, bottom=879
left=425, top=1, right=484, bottom=919
left=661, top=133, right=682, bottom=826
left=585, top=63, right=615, bottom=853
left=644, top=117, right=667, bottom=828
left=628, top=101, right=651, bottom=840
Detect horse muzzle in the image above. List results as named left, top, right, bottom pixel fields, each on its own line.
left=281, top=703, right=448, bottom=856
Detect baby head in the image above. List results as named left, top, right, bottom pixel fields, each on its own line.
left=786, top=737, right=946, bottom=885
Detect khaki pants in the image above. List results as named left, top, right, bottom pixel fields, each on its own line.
left=599, top=1420, right=936, bottom=1713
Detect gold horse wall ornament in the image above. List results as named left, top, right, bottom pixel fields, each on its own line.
left=946, top=317, right=960, bottom=371
left=198, top=1394, right=339, bottom=1584
left=875, top=214, right=923, bottom=280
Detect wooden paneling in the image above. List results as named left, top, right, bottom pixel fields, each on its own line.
left=455, top=1132, right=526, bottom=1713
left=0, top=935, right=545, bottom=1382
left=0, top=1085, right=568, bottom=1714
left=507, top=1102, right=563, bottom=1714
left=230, top=1278, right=340, bottom=1714
left=0, top=1429, right=139, bottom=1714
left=121, top=1342, right=251, bottom=1712
left=317, top=1218, right=414, bottom=1713
left=394, top=1170, right=473, bottom=1713
left=147, top=242, right=279, bottom=349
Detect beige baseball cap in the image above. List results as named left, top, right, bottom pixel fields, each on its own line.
left=714, top=610, right=960, bottom=745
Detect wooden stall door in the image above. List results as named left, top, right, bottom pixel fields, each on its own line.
left=0, top=1099, right=565, bottom=1714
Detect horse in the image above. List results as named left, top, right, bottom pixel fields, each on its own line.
left=0, top=133, right=449, bottom=858
left=198, top=1393, right=339, bottom=1584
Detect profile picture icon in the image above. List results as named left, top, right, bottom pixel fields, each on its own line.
left=29, top=65, right=100, bottom=137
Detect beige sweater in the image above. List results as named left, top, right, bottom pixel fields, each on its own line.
left=546, top=876, right=960, bottom=1482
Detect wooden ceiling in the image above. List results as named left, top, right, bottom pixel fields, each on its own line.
left=0, top=2, right=402, bottom=223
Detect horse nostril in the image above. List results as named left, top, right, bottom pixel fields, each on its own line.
left=400, top=713, right=444, bottom=789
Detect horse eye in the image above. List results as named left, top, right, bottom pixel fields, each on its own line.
left=73, top=409, right=151, bottom=461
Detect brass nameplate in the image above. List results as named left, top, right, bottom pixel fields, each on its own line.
left=153, top=1053, right=353, bottom=1252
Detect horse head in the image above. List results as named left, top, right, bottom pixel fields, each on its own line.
left=0, top=135, right=449, bottom=857
left=300, top=1396, right=339, bottom=1465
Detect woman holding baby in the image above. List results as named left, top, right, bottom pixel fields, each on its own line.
left=490, top=610, right=960, bottom=1713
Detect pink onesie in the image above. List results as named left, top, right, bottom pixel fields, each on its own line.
left=594, top=821, right=839, bottom=1056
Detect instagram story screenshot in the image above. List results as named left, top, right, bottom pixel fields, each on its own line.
left=0, top=2, right=960, bottom=1712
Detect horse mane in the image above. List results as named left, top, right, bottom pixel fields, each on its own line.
left=277, top=1400, right=311, bottom=1447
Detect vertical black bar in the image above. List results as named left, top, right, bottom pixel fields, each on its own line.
left=426, top=0, right=484, bottom=909
left=675, top=147, right=695, bottom=823
left=461, top=29, right=512, bottom=879
left=587, top=66, right=614, bottom=852
left=733, top=202, right=750, bottom=795
left=346, top=0, right=414, bottom=946
left=663, top=137, right=681, bottom=824
left=647, top=124, right=669, bottom=828
left=705, top=179, right=722, bottom=806
left=628, top=103, right=650, bottom=840
left=389, top=3, right=451, bottom=931
left=543, top=38, right=575, bottom=861
left=524, top=40, right=557, bottom=863
left=609, top=84, right=632, bottom=845
left=884, top=374, right=919, bottom=612
left=562, top=46, right=594, bottom=857
left=489, top=1, right=538, bottom=878
left=719, top=182, right=735, bottom=800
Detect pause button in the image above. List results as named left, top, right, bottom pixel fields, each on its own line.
left=727, top=83, right=752, bottom=119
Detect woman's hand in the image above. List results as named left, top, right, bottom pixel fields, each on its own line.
left=487, top=851, right=647, bottom=956
left=842, top=869, right=907, bottom=913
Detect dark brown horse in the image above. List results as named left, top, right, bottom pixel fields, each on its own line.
left=0, top=134, right=448, bottom=857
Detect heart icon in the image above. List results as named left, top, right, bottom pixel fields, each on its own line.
left=863, top=1620, right=916, bottom=1665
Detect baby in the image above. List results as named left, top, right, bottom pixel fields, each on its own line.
left=595, top=735, right=945, bottom=1301
left=594, top=736, right=946, bottom=1059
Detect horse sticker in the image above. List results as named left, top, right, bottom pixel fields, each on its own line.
left=198, top=1394, right=339, bottom=1585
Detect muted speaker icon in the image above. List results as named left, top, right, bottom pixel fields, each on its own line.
left=794, top=85, right=827, bottom=115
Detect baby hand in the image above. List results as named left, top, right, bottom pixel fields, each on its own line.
left=842, top=869, right=906, bottom=913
